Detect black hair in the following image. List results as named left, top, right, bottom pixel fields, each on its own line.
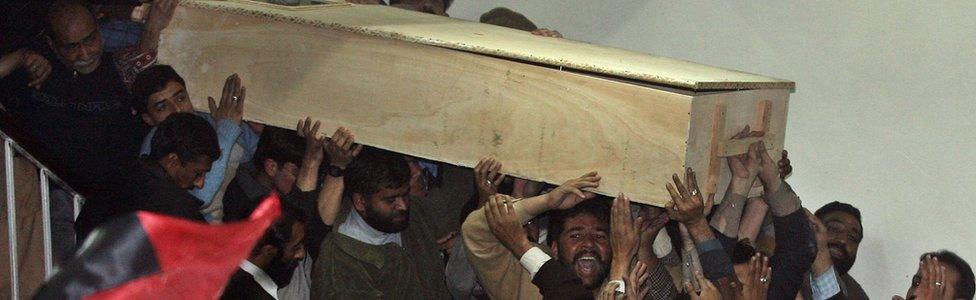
left=921, top=250, right=974, bottom=300
left=252, top=206, right=306, bottom=256
left=546, top=196, right=611, bottom=247
left=131, top=65, right=187, bottom=114
left=479, top=7, right=538, bottom=32
left=815, top=201, right=863, bottom=234
left=344, top=147, right=410, bottom=198
left=148, top=112, right=220, bottom=163
left=252, top=126, right=305, bottom=171
left=388, top=0, right=452, bottom=10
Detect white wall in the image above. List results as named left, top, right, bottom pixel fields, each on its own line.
left=450, top=1, right=976, bottom=297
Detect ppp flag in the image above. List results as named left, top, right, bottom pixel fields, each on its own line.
left=34, top=194, right=282, bottom=299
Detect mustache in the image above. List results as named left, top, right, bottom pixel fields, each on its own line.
left=73, top=57, right=99, bottom=68
left=827, top=243, right=849, bottom=257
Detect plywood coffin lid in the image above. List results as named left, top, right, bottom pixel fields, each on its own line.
left=182, top=0, right=795, bottom=92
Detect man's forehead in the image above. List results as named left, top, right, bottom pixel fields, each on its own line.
left=824, top=212, right=862, bottom=233
left=150, top=85, right=186, bottom=103
left=564, top=214, right=609, bottom=230
left=50, top=5, right=98, bottom=43
left=376, top=185, right=409, bottom=196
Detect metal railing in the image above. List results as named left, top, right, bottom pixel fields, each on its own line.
left=2, top=130, right=84, bottom=300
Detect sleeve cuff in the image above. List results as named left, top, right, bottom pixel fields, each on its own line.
left=767, top=181, right=801, bottom=216
left=214, top=119, right=243, bottom=145
left=810, top=266, right=842, bottom=300
left=519, top=246, right=552, bottom=279
left=652, top=230, right=673, bottom=258
left=695, top=238, right=724, bottom=254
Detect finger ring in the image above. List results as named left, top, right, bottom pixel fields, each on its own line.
left=232, top=96, right=239, bottom=101
left=935, top=281, right=943, bottom=287
left=759, top=277, right=768, bottom=283
left=486, top=180, right=492, bottom=186
left=690, top=189, right=699, bottom=197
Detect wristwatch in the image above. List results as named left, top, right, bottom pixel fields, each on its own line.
left=327, top=165, right=345, bottom=177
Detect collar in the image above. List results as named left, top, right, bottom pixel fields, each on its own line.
left=240, top=260, right=279, bottom=299
left=337, top=209, right=402, bottom=246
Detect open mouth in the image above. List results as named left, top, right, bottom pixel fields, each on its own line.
left=574, top=254, right=601, bottom=276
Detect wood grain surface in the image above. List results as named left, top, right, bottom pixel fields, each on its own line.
left=159, top=4, right=704, bottom=205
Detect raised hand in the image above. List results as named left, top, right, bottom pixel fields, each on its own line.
left=208, top=73, right=245, bottom=125
left=739, top=253, right=771, bottom=300
left=145, top=0, right=178, bottom=33
left=727, top=126, right=763, bottom=194
left=635, top=206, right=669, bottom=247
left=474, top=157, right=506, bottom=206
left=598, top=281, right=619, bottom=300
left=485, top=194, right=532, bottom=258
left=325, top=127, right=363, bottom=169
left=756, top=140, right=782, bottom=193
left=915, top=256, right=953, bottom=300
left=779, top=150, right=792, bottom=179
left=297, top=118, right=325, bottom=165
left=625, top=261, right=651, bottom=300
left=686, top=272, right=720, bottom=300
left=611, top=194, right=639, bottom=269
left=546, top=171, right=601, bottom=210
left=666, top=168, right=705, bottom=224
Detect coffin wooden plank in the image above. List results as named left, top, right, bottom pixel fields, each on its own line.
left=685, top=89, right=791, bottom=202
left=177, top=0, right=794, bottom=91
left=159, top=4, right=696, bottom=206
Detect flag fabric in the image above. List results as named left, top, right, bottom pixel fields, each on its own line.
left=34, top=194, right=282, bottom=300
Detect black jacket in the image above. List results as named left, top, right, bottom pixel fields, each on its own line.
left=220, top=268, right=277, bottom=300
left=75, top=160, right=205, bottom=243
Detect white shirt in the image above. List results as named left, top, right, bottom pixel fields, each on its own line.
left=240, top=260, right=279, bottom=299
left=518, top=247, right=552, bottom=279
left=337, top=209, right=402, bottom=246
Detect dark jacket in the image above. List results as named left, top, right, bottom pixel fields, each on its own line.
left=220, top=268, right=277, bottom=300
left=75, top=160, right=205, bottom=242
left=220, top=163, right=331, bottom=259
left=310, top=205, right=450, bottom=299
left=1, top=50, right=144, bottom=195
left=531, top=259, right=592, bottom=300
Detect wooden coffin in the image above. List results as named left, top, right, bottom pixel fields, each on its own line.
left=158, top=0, right=794, bottom=206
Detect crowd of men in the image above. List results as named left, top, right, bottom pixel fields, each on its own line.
left=0, top=0, right=972, bottom=299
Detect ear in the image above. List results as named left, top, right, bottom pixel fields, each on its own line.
left=262, top=158, right=278, bottom=177
left=160, top=153, right=181, bottom=169
left=352, top=193, right=367, bottom=212
left=141, top=113, right=154, bottom=126
left=549, top=239, right=559, bottom=258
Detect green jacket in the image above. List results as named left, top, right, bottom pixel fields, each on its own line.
left=311, top=206, right=450, bottom=299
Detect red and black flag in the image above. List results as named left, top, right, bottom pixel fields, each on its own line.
left=34, top=195, right=282, bottom=300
